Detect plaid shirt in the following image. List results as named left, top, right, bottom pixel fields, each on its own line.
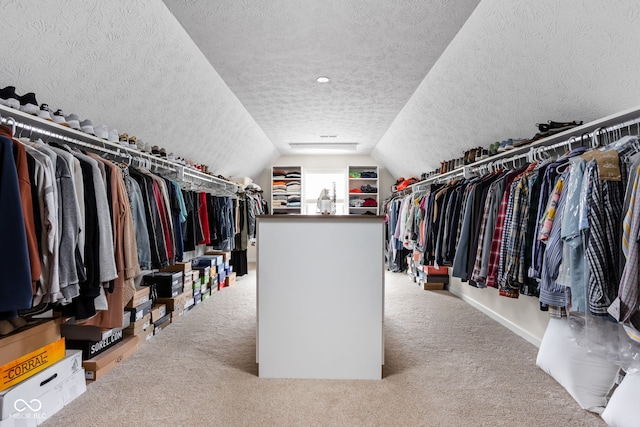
left=619, top=163, right=640, bottom=324
left=586, top=162, right=624, bottom=316
left=497, top=176, right=520, bottom=289
left=486, top=171, right=520, bottom=288
left=470, top=179, right=501, bottom=285
left=504, top=172, right=533, bottom=290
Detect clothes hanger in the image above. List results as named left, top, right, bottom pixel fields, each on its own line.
left=5, top=117, right=17, bottom=137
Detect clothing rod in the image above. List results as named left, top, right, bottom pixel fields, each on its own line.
left=409, top=111, right=640, bottom=191
left=1, top=115, right=178, bottom=173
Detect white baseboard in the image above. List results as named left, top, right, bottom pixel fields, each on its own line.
left=448, top=287, right=542, bottom=348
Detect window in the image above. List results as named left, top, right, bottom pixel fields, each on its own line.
left=303, top=168, right=347, bottom=215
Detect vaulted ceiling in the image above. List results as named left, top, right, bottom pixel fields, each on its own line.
left=2, top=1, right=640, bottom=179
left=163, top=0, right=480, bottom=157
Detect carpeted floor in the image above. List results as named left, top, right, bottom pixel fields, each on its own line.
left=43, top=266, right=605, bottom=427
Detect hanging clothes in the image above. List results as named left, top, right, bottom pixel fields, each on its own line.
left=0, top=127, right=33, bottom=316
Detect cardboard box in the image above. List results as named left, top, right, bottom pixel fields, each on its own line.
left=191, top=257, right=215, bottom=268
left=193, top=266, right=210, bottom=285
left=204, top=250, right=231, bottom=262
left=0, top=369, right=85, bottom=427
left=123, top=314, right=151, bottom=337
left=137, top=323, right=154, bottom=347
left=0, top=338, right=66, bottom=392
left=423, top=265, right=449, bottom=275
left=182, top=275, right=193, bottom=291
left=424, top=274, right=449, bottom=284
left=0, top=320, right=61, bottom=367
left=225, top=272, right=237, bottom=286
left=422, top=282, right=446, bottom=291
left=0, top=353, right=85, bottom=426
left=150, top=304, right=167, bottom=323
left=0, top=350, right=83, bottom=421
left=170, top=309, right=184, bottom=322
left=124, top=299, right=153, bottom=323
left=155, top=290, right=192, bottom=313
left=125, top=285, right=151, bottom=309
left=160, top=261, right=192, bottom=274
left=61, top=312, right=129, bottom=341
left=201, top=290, right=211, bottom=301
left=143, top=272, right=183, bottom=297
left=83, top=336, right=138, bottom=381
left=153, top=315, right=171, bottom=335
left=66, top=328, right=124, bottom=360
left=191, top=270, right=200, bottom=283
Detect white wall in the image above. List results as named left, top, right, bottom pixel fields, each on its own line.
left=447, top=278, right=549, bottom=347
left=0, top=1, right=279, bottom=178
left=374, top=0, right=640, bottom=178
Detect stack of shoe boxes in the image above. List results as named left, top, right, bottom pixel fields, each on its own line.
left=62, top=312, right=138, bottom=382
left=192, top=257, right=216, bottom=299
left=420, top=265, right=450, bottom=291
left=144, top=270, right=194, bottom=328
left=0, top=320, right=87, bottom=424
left=0, top=349, right=85, bottom=426
left=82, top=335, right=138, bottom=381
left=62, top=312, right=129, bottom=361
left=205, top=251, right=233, bottom=290
left=160, top=262, right=197, bottom=314
left=124, top=285, right=153, bottom=346
left=200, top=253, right=228, bottom=290
left=192, top=269, right=202, bottom=305
left=143, top=272, right=184, bottom=332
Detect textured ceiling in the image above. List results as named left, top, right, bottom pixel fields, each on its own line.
left=0, top=0, right=279, bottom=179
left=2, top=1, right=640, bottom=180
left=373, top=0, right=640, bottom=177
left=163, top=0, right=481, bottom=156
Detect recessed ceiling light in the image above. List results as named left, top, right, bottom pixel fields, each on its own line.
left=316, top=76, right=330, bottom=83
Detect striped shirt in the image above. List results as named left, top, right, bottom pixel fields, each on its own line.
left=585, top=160, right=624, bottom=316
left=618, top=162, right=640, bottom=323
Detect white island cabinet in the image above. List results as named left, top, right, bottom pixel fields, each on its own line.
left=256, top=215, right=385, bottom=380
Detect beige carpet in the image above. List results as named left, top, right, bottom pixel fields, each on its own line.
left=43, top=266, right=605, bottom=427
